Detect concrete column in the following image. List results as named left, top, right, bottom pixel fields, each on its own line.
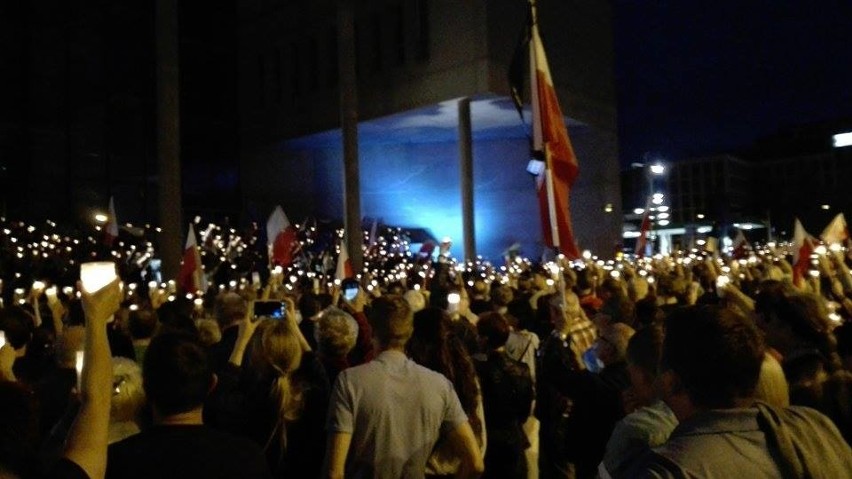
left=458, top=98, right=476, bottom=261
left=155, top=0, right=183, bottom=280
left=338, top=0, right=362, bottom=273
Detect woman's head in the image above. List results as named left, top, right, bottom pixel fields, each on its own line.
left=258, top=320, right=304, bottom=377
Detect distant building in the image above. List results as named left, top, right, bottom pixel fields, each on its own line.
left=621, top=120, right=852, bottom=252
left=237, top=0, right=622, bottom=259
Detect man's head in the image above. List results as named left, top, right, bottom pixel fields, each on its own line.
left=661, top=306, right=764, bottom=417
left=369, top=295, right=413, bottom=350
left=315, top=307, right=358, bottom=359
left=143, top=333, right=214, bottom=417
left=626, top=325, right=665, bottom=405
left=214, top=292, right=247, bottom=329
left=490, top=285, right=514, bottom=309
left=597, top=322, right=635, bottom=367
left=477, top=312, right=511, bottom=351
left=0, top=307, right=33, bottom=350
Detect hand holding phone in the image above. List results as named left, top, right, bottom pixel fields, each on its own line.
left=253, top=300, right=287, bottom=320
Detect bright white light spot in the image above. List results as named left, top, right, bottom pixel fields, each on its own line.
left=94, top=213, right=108, bottom=223
left=658, top=213, right=670, bottom=219
left=696, top=213, right=705, bottom=219
left=650, top=164, right=665, bottom=175
left=633, top=208, right=645, bottom=215
left=833, top=132, right=852, bottom=148
left=657, top=219, right=670, bottom=226
left=821, top=204, right=831, bottom=210
left=657, top=206, right=669, bottom=212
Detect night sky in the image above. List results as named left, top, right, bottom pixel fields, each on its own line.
left=614, top=1, right=852, bottom=166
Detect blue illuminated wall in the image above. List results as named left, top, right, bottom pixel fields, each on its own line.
left=242, top=101, right=622, bottom=261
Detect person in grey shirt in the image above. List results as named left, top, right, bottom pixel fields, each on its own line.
left=642, top=306, right=852, bottom=478
left=324, top=295, right=484, bottom=479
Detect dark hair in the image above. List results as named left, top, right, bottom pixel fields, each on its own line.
left=298, top=293, right=323, bottom=320
left=626, top=325, right=665, bottom=379
left=476, top=312, right=511, bottom=351
left=662, top=306, right=764, bottom=409
left=756, top=291, right=841, bottom=372
left=0, top=306, right=33, bottom=349
left=128, top=308, right=158, bottom=339
left=368, top=295, right=413, bottom=348
left=409, top=307, right=482, bottom=438
left=143, top=333, right=213, bottom=416
left=490, top=285, right=513, bottom=308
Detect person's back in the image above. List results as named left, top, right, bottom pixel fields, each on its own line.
left=646, top=403, right=851, bottom=478
left=107, top=333, right=270, bottom=479
left=329, top=350, right=467, bottom=478
left=108, top=422, right=271, bottom=479
left=325, top=296, right=482, bottom=479
left=641, top=305, right=852, bottom=479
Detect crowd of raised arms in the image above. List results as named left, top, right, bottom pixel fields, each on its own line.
left=0, top=215, right=850, bottom=479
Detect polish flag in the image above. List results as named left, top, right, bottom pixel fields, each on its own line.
left=792, top=219, right=816, bottom=287
left=267, top=206, right=301, bottom=267
left=530, top=13, right=580, bottom=259
left=731, top=229, right=750, bottom=259
left=821, top=213, right=849, bottom=245
left=103, top=197, right=120, bottom=247
left=178, top=224, right=207, bottom=294
left=634, top=209, right=651, bottom=257
left=335, top=240, right=354, bottom=281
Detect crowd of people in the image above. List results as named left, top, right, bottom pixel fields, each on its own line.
left=0, top=215, right=851, bottom=478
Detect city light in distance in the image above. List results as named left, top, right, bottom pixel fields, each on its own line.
left=650, top=163, right=665, bottom=175
left=821, top=204, right=831, bottom=210
left=696, top=213, right=705, bottom=219
left=833, top=132, right=852, bottom=148
left=94, top=213, right=108, bottom=223
left=633, top=208, right=644, bottom=215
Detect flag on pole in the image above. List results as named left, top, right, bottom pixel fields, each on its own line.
left=368, top=218, right=379, bottom=250
left=267, top=206, right=301, bottom=267
left=336, top=240, right=354, bottom=281
left=529, top=6, right=581, bottom=259
left=103, top=197, right=119, bottom=246
left=821, top=213, right=849, bottom=245
left=178, top=224, right=207, bottom=294
left=792, top=218, right=816, bottom=287
left=634, top=209, right=651, bottom=257
left=731, top=229, right=750, bottom=259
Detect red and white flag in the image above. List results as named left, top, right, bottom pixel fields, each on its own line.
left=530, top=12, right=580, bottom=260
left=178, top=224, right=207, bottom=294
left=821, top=213, right=849, bottom=245
left=731, top=229, right=750, bottom=259
left=267, top=206, right=301, bottom=267
left=792, top=218, right=816, bottom=287
left=634, top=209, right=651, bottom=257
left=103, top=197, right=119, bottom=246
left=335, top=240, right=354, bottom=281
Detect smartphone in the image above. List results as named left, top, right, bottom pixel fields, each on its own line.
left=341, top=278, right=360, bottom=302
left=254, top=301, right=287, bottom=320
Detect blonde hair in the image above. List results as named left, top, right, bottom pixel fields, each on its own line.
left=110, top=357, right=145, bottom=423
left=258, top=320, right=305, bottom=454
left=754, top=353, right=789, bottom=408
